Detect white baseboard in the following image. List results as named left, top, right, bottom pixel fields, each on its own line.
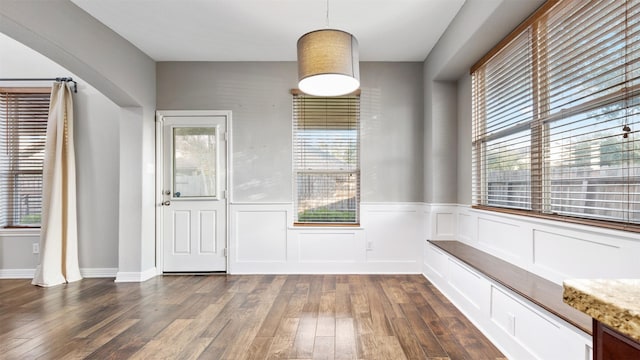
left=0, top=267, right=118, bottom=279
left=81, top=268, right=118, bottom=278
left=230, top=260, right=421, bottom=274
left=115, top=267, right=157, bottom=282
left=0, top=269, right=35, bottom=279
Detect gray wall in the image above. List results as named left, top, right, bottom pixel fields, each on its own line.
left=422, top=0, right=546, bottom=204
left=1, top=0, right=157, bottom=276
left=0, top=33, right=120, bottom=271
left=157, top=61, right=424, bottom=203
left=75, top=90, right=120, bottom=268
left=423, top=79, right=458, bottom=204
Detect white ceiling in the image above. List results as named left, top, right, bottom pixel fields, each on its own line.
left=70, top=0, right=465, bottom=62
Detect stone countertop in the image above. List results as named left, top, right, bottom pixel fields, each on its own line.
left=563, top=279, right=640, bottom=342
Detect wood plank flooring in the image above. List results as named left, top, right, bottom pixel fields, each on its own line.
left=0, top=275, right=505, bottom=359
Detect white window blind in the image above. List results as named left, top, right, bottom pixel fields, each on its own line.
left=473, top=29, right=533, bottom=210
left=0, top=88, right=50, bottom=228
left=472, top=0, right=640, bottom=228
left=293, top=93, right=360, bottom=224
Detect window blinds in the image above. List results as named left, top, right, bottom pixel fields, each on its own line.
left=473, top=30, right=533, bottom=210
left=542, top=0, right=640, bottom=223
left=472, top=0, right=640, bottom=227
left=0, top=88, right=50, bottom=227
left=293, top=93, right=360, bottom=224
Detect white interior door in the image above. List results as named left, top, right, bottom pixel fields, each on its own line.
left=161, top=115, right=227, bottom=272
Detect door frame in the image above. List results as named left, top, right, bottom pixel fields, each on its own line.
left=155, top=110, right=232, bottom=274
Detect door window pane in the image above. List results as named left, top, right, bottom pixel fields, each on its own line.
left=173, top=127, right=217, bottom=198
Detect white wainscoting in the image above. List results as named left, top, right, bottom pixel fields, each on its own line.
left=229, top=202, right=423, bottom=274
left=427, top=204, right=640, bottom=283
left=423, top=241, right=592, bottom=360
left=456, top=205, right=640, bottom=284
left=229, top=203, right=290, bottom=274
left=424, top=203, right=640, bottom=359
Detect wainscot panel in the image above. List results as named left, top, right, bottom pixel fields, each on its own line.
left=448, top=258, right=485, bottom=311
left=360, top=203, right=422, bottom=263
left=229, top=203, right=290, bottom=274
left=457, top=211, right=472, bottom=243
left=429, top=204, right=458, bottom=240
left=489, top=285, right=581, bottom=360
left=228, top=202, right=422, bottom=274
left=477, top=215, right=529, bottom=266
left=531, top=228, right=640, bottom=284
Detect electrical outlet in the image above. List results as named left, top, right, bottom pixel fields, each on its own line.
left=32, top=243, right=39, bottom=254
left=366, top=240, right=374, bottom=251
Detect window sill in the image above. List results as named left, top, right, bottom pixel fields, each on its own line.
left=0, top=227, right=40, bottom=237
left=290, top=223, right=363, bottom=230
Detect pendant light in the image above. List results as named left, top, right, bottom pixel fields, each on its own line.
left=296, top=1, right=360, bottom=96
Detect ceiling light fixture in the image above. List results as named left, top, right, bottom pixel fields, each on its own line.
left=296, top=1, right=360, bottom=96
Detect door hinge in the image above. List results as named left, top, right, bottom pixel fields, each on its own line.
left=224, top=132, right=228, bottom=141
left=224, top=248, right=228, bottom=257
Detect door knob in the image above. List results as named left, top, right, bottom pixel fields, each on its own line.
left=161, top=201, right=171, bottom=206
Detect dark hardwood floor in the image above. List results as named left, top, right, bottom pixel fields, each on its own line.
left=0, top=274, right=505, bottom=359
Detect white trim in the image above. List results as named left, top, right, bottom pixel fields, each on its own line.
left=155, top=110, right=232, bottom=274
left=231, top=265, right=421, bottom=275
left=428, top=202, right=463, bottom=207
left=155, top=116, right=163, bottom=275
left=114, top=267, right=157, bottom=282
left=0, top=269, right=35, bottom=278
left=0, top=228, right=40, bottom=237
left=230, top=202, right=292, bottom=206
left=80, top=268, right=118, bottom=278
left=360, top=201, right=426, bottom=207
left=0, top=268, right=118, bottom=279
left=287, top=226, right=364, bottom=230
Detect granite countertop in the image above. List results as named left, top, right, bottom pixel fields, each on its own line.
left=563, top=279, right=640, bottom=342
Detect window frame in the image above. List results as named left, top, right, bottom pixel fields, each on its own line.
left=471, top=0, right=640, bottom=233
left=292, top=89, right=361, bottom=226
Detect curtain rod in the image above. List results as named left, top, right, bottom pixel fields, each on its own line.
left=0, top=77, right=78, bottom=93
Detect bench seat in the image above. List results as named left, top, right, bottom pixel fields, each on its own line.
left=429, top=240, right=592, bottom=334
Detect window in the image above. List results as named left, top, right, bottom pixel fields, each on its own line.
left=472, top=0, right=640, bottom=229
left=292, top=91, right=360, bottom=224
left=0, top=88, right=50, bottom=228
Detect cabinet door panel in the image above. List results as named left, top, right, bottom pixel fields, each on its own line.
left=594, top=320, right=640, bottom=360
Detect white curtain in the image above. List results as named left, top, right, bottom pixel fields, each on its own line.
left=32, top=82, right=82, bottom=287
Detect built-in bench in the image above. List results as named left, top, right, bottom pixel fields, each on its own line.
left=429, top=240, right=591, bottom=334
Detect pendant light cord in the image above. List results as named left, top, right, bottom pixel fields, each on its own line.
left=326, top=0, right=330, bottom=28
